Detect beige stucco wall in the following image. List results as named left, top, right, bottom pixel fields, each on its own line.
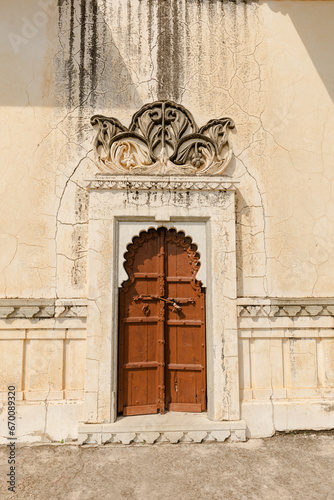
left=1, top=0, right=334, bottom=441
left=1, top=0, right=333, bottom=299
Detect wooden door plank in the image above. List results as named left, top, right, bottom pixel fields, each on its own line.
left=167, top=363, right=203, bottom=371
left=123, top=404, right=158, bottom=416
left=168, top=403, right=202, bottom=412
left=123, top=361, right=159, bottom=369
left=118, top=291, right=125, bottom=412
left=157, top=228, right=166, bottom=414
left=166, top=277, right=192, bottom=282
left=167, top=319, right=202, bottom=326
left=133, top=272, right=160, bottom=278
left=200, top=293, right=207, bottom=411
left=118, top=229, right=162, bottom=416
left=165, top=229, right=207, bottom=413
left=122, top=317, right=159, bottom=323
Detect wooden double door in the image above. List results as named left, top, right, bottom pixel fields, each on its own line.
left=118, top=227, right=206, bottom=416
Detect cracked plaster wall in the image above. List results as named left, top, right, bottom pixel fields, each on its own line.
left=0, top=0, right=334, bottom=300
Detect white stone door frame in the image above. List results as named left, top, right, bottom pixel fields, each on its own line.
left=83, top=175, right=240, bottom=428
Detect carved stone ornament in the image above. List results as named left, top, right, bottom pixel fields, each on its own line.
left=91, top=100, right=235, bottom=175
left=0, top=299, right=87, bottom=319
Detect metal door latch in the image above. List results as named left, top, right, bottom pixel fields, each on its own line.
left=134, top=294, right=183, bottom=312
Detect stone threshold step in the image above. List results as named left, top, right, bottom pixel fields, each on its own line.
left=78, top=413, right=246, bottom=445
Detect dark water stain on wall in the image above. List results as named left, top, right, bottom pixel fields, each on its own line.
left=222, top=0, right=256, bottom=3
left=78, top=0, right=86, bottom=111
left=68, top=0, right=75, bottom=108
left=184, top=1, right=191, bottom=77
left=127, top=0, right=132, bottom=40
left=147, top=0, right=154, bottom=51
left=57, top=0, right=142, bottom=138
left=56, top=0, right=256, bottom=130
left=153, top=0, right=255, bottom=103
left=155, top=0, right=183, bottom=101
left=89, top=0, right=98, bottom=108
left=138, top=0, right=143, bottom=59
left=58, top=0, right=75, bottom=109
left=76, top=0, right=100, bottom=117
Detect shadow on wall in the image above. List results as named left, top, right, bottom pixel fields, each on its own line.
left=2, top=0, right=334, bottom=107
left=2, top=0, right=188, bottom=109
left=0, top=0, right=143, bottom=110
left=265, top=0, right=334, bottom=103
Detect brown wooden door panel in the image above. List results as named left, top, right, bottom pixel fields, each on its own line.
left=120, top=321, right=160, bottom=413
left=123, top=405, right=158, bottom=416
left=123, top=325, right=158, bottom=363
left=168, top=403, right=202, bottom=412
left=167, top=371, right=201, bottom=406
left=167, top=327, right=204, bottom=366
left=166, top=370, right=203, bottom=409
left=123, top=368, right=158, bottom=410
left=165, top=230, right=206, bottom=412
left=118, top=228, right=206, bottom=416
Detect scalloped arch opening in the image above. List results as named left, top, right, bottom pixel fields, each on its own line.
left=121, top=226, right=203, bottom=290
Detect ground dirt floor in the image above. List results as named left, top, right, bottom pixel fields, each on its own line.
left=1, top=432, right=334, bottom=499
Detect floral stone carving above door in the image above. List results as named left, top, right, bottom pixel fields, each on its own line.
left=91, top=100, right=234, bottom=175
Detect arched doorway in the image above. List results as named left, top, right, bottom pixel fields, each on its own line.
left=118, top=227, right=206, bottom=416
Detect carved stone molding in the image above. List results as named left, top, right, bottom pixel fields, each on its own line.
left=78, top=418, right=246, bottom=445
left=237, top=299, right=334, bottom=318
left=78, top=428, right=246, bottom=445
left=86, top=175, right=238, bottom=192
left=91, top=100, right=234, bottom=175
left=0, top=299, right=87, bottom=319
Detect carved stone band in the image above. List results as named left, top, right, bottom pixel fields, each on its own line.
left=0, top=299, right=87, bottom=319
left=86, top=175, right=239, bottom=192
left=237, top=300, right=334, bottom=318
